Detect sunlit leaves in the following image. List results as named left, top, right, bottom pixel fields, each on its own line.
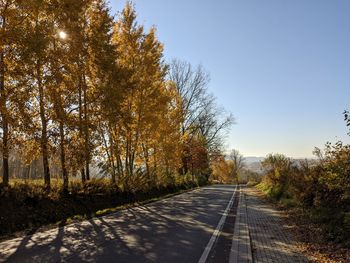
left=1, top=0, right=231, bottom=190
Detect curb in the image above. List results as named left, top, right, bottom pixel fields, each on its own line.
left=229, top=190, right=253, bottom=263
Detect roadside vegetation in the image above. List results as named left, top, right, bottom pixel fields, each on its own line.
left=0, top=1, right=232, bottom=236
left=257, top=111, right=350, bottom=258
left=210, top=149, right=260, bottom=184
left=0, top=177, right=199, bottom=237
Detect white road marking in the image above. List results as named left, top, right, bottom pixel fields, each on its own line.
left=198, top=185, right=237, bottom=263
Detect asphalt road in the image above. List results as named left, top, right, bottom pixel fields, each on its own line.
left=0, top=185, right=237, bottom=263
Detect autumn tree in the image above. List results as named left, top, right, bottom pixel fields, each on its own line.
left=55, top=0, right=89, bottom=182
left=261, top=153, right=292, bottom=197
left=17, top=0, right=56, bottom=188
left=211, top=154, right=232, bottom=183
left=211, top=151, right=246, bottom=184
left=152, top=82, right=182, bottom=185
left=0, top=0, right=19, bottom=185
left=0, top=0, right=232, bottom=191
left=107, top=2, right=176, bottom=189
left=86, top=0, right=119, bottom=184
left=110, top=2, right=144, bottom=188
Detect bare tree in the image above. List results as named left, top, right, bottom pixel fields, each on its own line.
left=229, top=149, right=245, bottom=183
left=344, top=110, right=350, bottom=136
left=197, top=95, right=234, bottom=155
left=169, top=59, right=234, bottom=174
left=168, top=59, right=209, bottom=136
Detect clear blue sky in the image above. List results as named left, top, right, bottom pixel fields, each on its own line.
left=110, top=0, right=350, bottom=158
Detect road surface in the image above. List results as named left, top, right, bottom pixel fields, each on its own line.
left=0, top=185, right=237, bottom=263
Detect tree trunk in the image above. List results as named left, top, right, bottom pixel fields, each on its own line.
left=37, top=60, right=51, bottom=189
left=0, top=48, right=9, bottom=186
left=108, top=128, right=117, bottom=184
left=83, top=76, right=90, bottom=180
left=153, top=146, right=158, bottom=186
left=142, top=143, right=151, bottom=187
left=80, top=168, right=85, bottom=182
left=100, top=125, right=116, bottom=184
left=125, top=138, right=130, bottom=176
left=59, top=120, right=68, bottom=192
left=78, top=76, right=86, bottom=183
left=117, top=154, right=123, bottom=178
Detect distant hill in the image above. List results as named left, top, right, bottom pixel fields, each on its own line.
left=243, top=157, right=265, bottom=174
left=244, top=156, right=265, bottom=164
left=243, top=156, right=316, bottom=174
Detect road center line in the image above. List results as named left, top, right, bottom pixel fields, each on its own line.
left=198, top=185, right=238, bottom=263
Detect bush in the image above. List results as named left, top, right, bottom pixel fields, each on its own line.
left=258, top=145, right=350, bottom=244
left=0, top=178, right=202, bottom=236
left=246, top=180, right=259, bottom=187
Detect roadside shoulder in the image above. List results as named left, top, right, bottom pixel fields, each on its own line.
left=244, top=187, right=308, bottom=263
left=251, top=186, right=350, bottom=263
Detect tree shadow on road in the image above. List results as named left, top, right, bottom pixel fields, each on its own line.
left=0, top=186, right=236, bottom=263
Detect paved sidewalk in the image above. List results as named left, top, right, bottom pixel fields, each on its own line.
left=229, top=191, right=252, bottom=263
left=244, top=187, right=308, bottom=263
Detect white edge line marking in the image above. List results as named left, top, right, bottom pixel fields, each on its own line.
left=198, top=185, right=237, bottom=263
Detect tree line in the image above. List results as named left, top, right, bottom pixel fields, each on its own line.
left=0, top=0, right=233, bottom=191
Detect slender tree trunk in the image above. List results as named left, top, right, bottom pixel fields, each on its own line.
left=115, top=129, right=123, bottom=178
left=142, top=143, right=151, bottom=187
left=78, top=76, right=85, bottom=183
left=124, top=137, right=130, bottom=190
left=37, top=60, right=50, bottom=189
left=28, top=163, right=32, bottom=180
left=82, top=76, right=90, bottom=180
left=85, top=156, right=89, bottom=180
left=117, top=154, right=123, bottom=176
left=0, top=0, right=10, bottom=187
left=153, top=146, right=158, bottom=186
left=80, top=168, right=85, bottom=182
left=108, top=128, right=117, bottom=184
left=130, top=150, right=135, bottom=177
left=59, top=120, right=68, bottom=192
left=109, top=152, right=117, bottom=184
left=100, top=124, right=116, bottom=184
left=0, top=47, right=9, bottom=186
left=125, top=101, right=132, bottom=178
left=125, top=138, right=129, bottom=176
